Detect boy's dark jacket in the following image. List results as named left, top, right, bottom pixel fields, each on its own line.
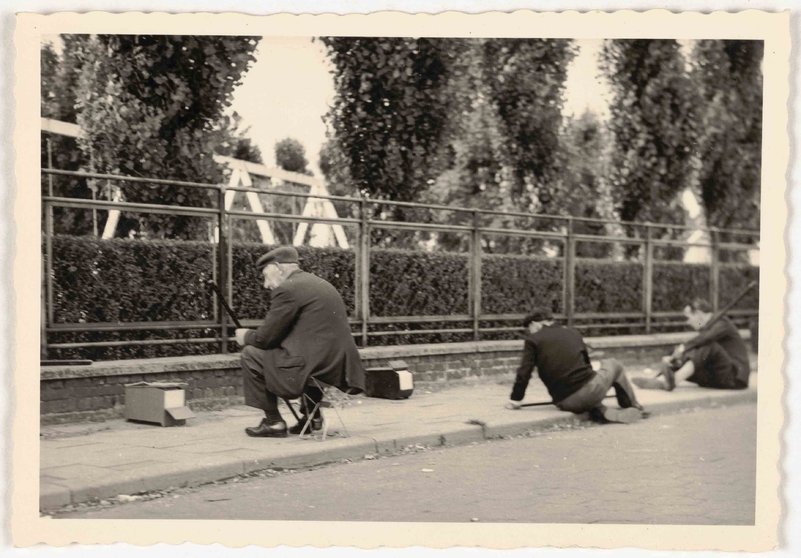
left=511, top=324, right=595, bottom=403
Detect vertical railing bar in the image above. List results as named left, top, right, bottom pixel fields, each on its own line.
left=565, top=217, right=576, bottom=327
left=360, top=198, right=370, bottom=347
left=43, top=199, right=54, bottom=359
left=643, top=226, right=654, bottom=334
left=352, top=222, right=361, bottom=338
left=225, top=195, right=234, bottom=348
left=466, top=221, right=472, bottom=336
left=46, top=138, right=54, bottom=196
left=710, top=227, right=720, bottom=312
left=45, top=200, right=55, bottom=328
left=471, top=210, right=481, bottom=341
left=44, top=141, right=54, bottom=358
left=218, top=186, right=229, bottom=354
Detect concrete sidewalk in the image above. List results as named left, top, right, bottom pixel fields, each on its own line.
left=40, top=372, right=758, bottom=512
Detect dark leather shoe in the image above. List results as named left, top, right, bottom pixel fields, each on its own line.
left=245, top=418, right=288, bottom=438
left=289, top=415, right=323, bottom=435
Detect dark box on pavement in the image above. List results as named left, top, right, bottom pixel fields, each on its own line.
left=124, top=382, right=195, bottom=426
left=365, top=360, right=414, bottom=399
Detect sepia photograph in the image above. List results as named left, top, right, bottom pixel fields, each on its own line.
left=10, top=9, right=791, bottom=552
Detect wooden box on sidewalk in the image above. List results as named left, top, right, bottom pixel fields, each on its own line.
left=124, top=382, right=195, bottom=426
left=365, top=360, right=414, bottom=399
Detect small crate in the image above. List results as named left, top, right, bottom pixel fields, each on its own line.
left=124, top=382, right=195, bottom=426
left=365, top=360, right=414, bottom=400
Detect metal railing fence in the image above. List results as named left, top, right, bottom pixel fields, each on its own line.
left=41, top=168, right=760, bottom=356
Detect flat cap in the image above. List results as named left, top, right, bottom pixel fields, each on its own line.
left=256, top=246, right=299, bottom=269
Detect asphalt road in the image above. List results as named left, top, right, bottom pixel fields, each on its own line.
left=60, top=403, right=756, bottom=524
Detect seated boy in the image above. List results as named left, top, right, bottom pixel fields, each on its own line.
left=633, top=298, right=750, bottom=391
left=506, top=309, right=647, bottom=424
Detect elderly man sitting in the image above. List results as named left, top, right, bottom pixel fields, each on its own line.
left=236, top=246, right=365, bottom=438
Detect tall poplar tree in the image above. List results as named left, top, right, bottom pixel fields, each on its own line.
left=600, top=40, right=699, bottom=227
left=482, top=39, right=577, bottom=214
left=320, top=37, right=460, bottom=202
left=75, top=35, right=259, bottom=238
left=691, top=40, right=763, bottom=233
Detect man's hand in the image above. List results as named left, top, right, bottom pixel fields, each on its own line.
left=505, top=400, right=522, bottom=410
left=671, top=343, right=685, bottom=359
left=235, top=328, right=250, bottom=346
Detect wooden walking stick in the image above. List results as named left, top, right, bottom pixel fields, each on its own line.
left=208, top=280, right=301, bottom=421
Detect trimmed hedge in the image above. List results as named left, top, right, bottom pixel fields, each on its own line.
left=51, top=236, right=215, bottom=323
left=371, top=249, right=469, bottom=316
left=652, top=261, right=711, bottom=312
left=720, top=264, right=760, bottom=309
left=575, top=259, right=643, bottom=313
left=49, top=236, right=218, bottom=360
left=482, top=254, right=563, bottom=314
left=47, top=235, right=759, bottom=360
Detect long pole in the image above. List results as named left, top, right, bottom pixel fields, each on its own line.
left=519, top=394, right=616, bottom=408
left=699, top=280, right=757, bottom=332
left=207, top=280, right=301, bottom=421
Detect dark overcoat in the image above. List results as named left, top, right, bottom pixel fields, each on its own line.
left=244, top=269, right=365, bottom=399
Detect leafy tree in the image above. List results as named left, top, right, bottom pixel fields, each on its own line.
left=274, top=137, right=311, bottom=175
left=426, top=40, right=507, bottom=210
left=691, top=40, right=762, bottom=233
left=216, top=111, right=263, bottom=164
left=482, top=39, right=577, bottom=214
left=75, top=35, right=259, bottom=239
left=430, top=97, right=511, bottom=213
left=318, top=138, right=357, bottom=198
left=41, top=36, right=96, bottom=235
left=558, top=110, right=617, bottom=257
left=41, top=43, right=60, bottom=120
left=430, top=39, right=578, bottom=254
left=320, top=37, right=456, bottom=202
left=600, top=40, right=699, bottom=229
left=424, top=41, right=522, bottom=251
left=42, top=35, right=92, bottom=123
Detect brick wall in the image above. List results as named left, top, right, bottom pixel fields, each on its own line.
left=40, top=332, right=723, bottom=424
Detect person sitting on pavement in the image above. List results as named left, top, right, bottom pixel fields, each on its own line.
left=632, top=298, right=750, bottom=392
left=505, top=308, right=648, bottom=424
left=235, top=246, right=366, bottom=438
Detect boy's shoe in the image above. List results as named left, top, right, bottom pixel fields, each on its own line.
left=632, top=375, right=670, bottom=390
left=657, top=362, right=677, bottom=391
left=600, top=407, right=643, bottom=424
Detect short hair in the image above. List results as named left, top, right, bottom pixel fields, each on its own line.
left=687, top=298, right=713, bottom=313
left=522, top=308, right=553, bottom=328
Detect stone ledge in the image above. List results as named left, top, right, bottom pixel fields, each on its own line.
left=41, top=330, right=749, bottom=381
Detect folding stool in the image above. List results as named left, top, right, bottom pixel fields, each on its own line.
left=296, top=376, right=353, bottom=441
